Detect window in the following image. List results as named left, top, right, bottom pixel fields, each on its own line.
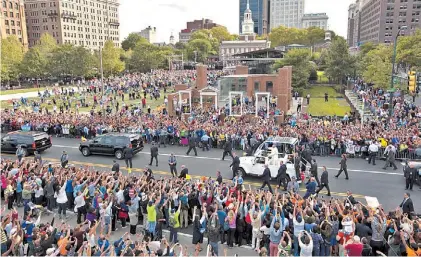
left=265, top=81, right=273, bottom=93
left=15, top=3, right=18, bottom=10
left=254, top=81, right=260, bottom=92
left=9, top=12, right=13, bottom=17
left=10, top=20, right=14, bottom=26
left=2, top=1, right=5, bottom=8
left=4, top=20, right=8, bottom=25
left=9, top=1, right=12, bottom=8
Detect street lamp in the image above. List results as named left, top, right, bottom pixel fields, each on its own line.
left=388, top=25, right=407, bottom=119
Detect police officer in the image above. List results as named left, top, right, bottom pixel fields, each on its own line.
left=221, top=138, right=234, bottom=161
left=186, top=135, right=197, bottom=156
left=383, top=145, right=397, bottom=170
left=149, top=142, right=159, bottom=166
left=368, top=141, right=379, bottom=165
left=335, top=154, right=349, bottom=180
left=168, top=153, right=177, bottom=177
left=404, top=163, right=417, bottom=190
left=159, top=127, right=168, bottom=148
left=259, top=164, right=273, bottom=193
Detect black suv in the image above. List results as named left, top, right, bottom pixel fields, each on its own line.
left=1, top=131, right=52, bottom=156
left=79, top=133, right=144, bottom=159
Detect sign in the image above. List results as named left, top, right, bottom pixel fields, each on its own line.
left=365, top=196, right=380, bottom=209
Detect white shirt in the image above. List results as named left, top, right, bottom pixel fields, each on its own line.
left=368, top=143, right=379, bottom=152
left=74, top=194, right=85, bottom=208
left=299, top=240, right=313, bottom=257
left=56, top=187, right=67, bottom=204
left=35, top=188, right=44, bottom=198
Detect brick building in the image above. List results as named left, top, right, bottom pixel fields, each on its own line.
left=178, top=18, right=221, bottom=43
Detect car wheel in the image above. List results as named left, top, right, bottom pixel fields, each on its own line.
left=21, top=148, right=28, bottom=157
left=238, top=168, right=246, bottom=178
left=115, top=150, right=123, bottom=160
left=81, top=147, right=91, bottom=157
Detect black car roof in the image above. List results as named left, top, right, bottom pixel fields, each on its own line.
left=6, top=131, right=48, bottom=137
left=102, top=133, right=139, bottom=138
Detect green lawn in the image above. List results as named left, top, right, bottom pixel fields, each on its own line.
left=1, top=92, right=168, bottom=113
left=303, top=86, right=351, bottom=116
left=0, top=87, right=48, bottom=96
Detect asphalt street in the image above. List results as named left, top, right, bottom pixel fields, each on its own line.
left=2, top=137, right=420, bottom=212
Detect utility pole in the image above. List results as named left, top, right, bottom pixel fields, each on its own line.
left=99, top=47, right=105, bottom=117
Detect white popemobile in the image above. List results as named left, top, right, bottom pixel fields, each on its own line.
left=237, top=137, right=299, bottom=182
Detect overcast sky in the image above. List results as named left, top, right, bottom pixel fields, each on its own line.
left=119, top=0, right=355, bottom=43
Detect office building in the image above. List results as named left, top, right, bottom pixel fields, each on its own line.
left=239, top=0, right=269, bottom=35
left=0, top=0, right=28, bottom=48
left=270, top=0, right=304, bottom=29
left=178, top=18, right=221, bottom=43
left=349, top=0, right=421, bottom=45
left=301, top=13, right=329, bottom=30
left=347, top=3, right=357, bottom=47
left=137, top=26, right=156, bottom=43
left=220, top=2, right=270, bottom=65
left=24, top=0, right=120, bottom=50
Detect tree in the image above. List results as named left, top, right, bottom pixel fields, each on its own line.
left=49, top=44, right=75, bottom=77
left=269, top=26, right=307, bottom=46
left=273, top=48, right=312, bottom=88
left=397, top=29, right=421, bottom=68
left=121, top=33, right=148, bottom=51
left=127, top=41, right=173, bottom=72
left=324, top=37, right=355, bottom=83
left=72, top=46, right=96, bottom=77
left=19, top=47, right=45, bottom=78
left=1, top=36, right=24, bottom=81
left=19, top=33, right=57, bottom=78
left=361, top=44, right=392, bottom=89
left=186, top=38, right=213, bottom=62
left=210, top=26, right=232, bottom=42
left=306, top=27, right=325, bottom=46
left=101, top=40, right=124, bottom=76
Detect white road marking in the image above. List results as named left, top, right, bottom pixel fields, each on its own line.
left=52, top=144, right=404, bottom=176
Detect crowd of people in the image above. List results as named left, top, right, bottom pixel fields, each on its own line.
left=0, top=155, right=419, bottom=257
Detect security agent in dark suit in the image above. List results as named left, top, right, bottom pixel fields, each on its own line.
left=179, top=165, right=188, bottom=179
left=149, top=142, right=159, bottom=166
left=259, top=164, right=273, bottom=193
left=315, top=166, right=330, bottom=196
left=400, top=192, right=414, bottom=218
left=309, top=159, right=320, bottom=185
left=383, top=145, right=397, bottom=170
left=230, top=152, right=240, bottom=179
left=168, top=153, right=177, bottom=177
left=186, top=136, right=198, bottom=156
left=123, top=145, right=134, bottom=169
left=111, top=160, right=120, bottom=174
left=294, top=152, right=300, bottom=179
left=404, top=163, right=417, bottom=190
left=276, top=161, right=288, bottom=191
left=221, top=138, right=234, bottom=161
left=335, top=154, right=349, bottom=179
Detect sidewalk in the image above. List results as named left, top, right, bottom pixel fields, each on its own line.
left=0, top=86, right=80, bottom=101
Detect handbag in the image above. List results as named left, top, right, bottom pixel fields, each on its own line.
left=223, top=221, right=230, bottom=231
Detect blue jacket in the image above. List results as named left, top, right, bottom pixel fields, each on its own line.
left=306, top=181, right=317, bottom=194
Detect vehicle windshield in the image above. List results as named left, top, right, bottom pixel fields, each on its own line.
left=260, top=141, right=294, bottom=154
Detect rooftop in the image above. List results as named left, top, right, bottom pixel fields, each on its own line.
left=221, top=40, right=268, bottom=44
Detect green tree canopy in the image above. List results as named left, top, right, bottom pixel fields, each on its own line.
left=273, top=48, right=312, bottom=88
left=396, top=29, right=421, bottom=68
left=361, top=44, right=393, bottom=89
left=121, top=33, right=148, bottom=51
left=19, top=47, right=45, bottom=78
left=269, top=26, right=326, bottom=47
left=101, top=40, right=125, bottom=77
left=1, top=36, right=24, bottom=81
left=324, top=37, right=355, bottom=83
left=210, top=26, right=233, bottom=42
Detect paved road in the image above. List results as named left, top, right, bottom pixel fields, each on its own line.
left=3, top=137, right=420, bottom=212
left=0, top=86, right=80, bottom=101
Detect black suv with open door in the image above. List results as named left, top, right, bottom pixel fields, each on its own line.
left=79, top=133, right=144, bottom=159
left=1, top=131, right=52, bottom=156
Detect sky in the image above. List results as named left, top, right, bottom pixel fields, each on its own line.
left=119, top=0, right=355, bottom=43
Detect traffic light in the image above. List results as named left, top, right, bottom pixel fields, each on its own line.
left=408, top=71, right=416, bottom=93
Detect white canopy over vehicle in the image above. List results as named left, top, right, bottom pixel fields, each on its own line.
left=237, top=137, right=299, bottom=182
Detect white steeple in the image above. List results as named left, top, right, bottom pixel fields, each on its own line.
left=169, top=31, right=175, bottom=45
left=241, top=0, right=254, bottom=35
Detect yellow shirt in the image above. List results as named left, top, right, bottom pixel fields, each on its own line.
left=147, top=205, right=157, bottom=222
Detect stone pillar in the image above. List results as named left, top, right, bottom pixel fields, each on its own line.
left=277, top=67, right=291, bottom=115
left=167, top=93, right=176, bottom=116
left=174, top=84, right=188, bottom=91
left=235, top=65, right=249, bottom=75
left=196, top=64, right=208, bottom=90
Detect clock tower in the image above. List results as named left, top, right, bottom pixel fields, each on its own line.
left=241, top=0, right=256, bottom=41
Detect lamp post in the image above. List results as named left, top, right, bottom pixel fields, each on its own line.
left=99, top=47, right=105, bottom=117
left=388, top=25, right=407, bottom=119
